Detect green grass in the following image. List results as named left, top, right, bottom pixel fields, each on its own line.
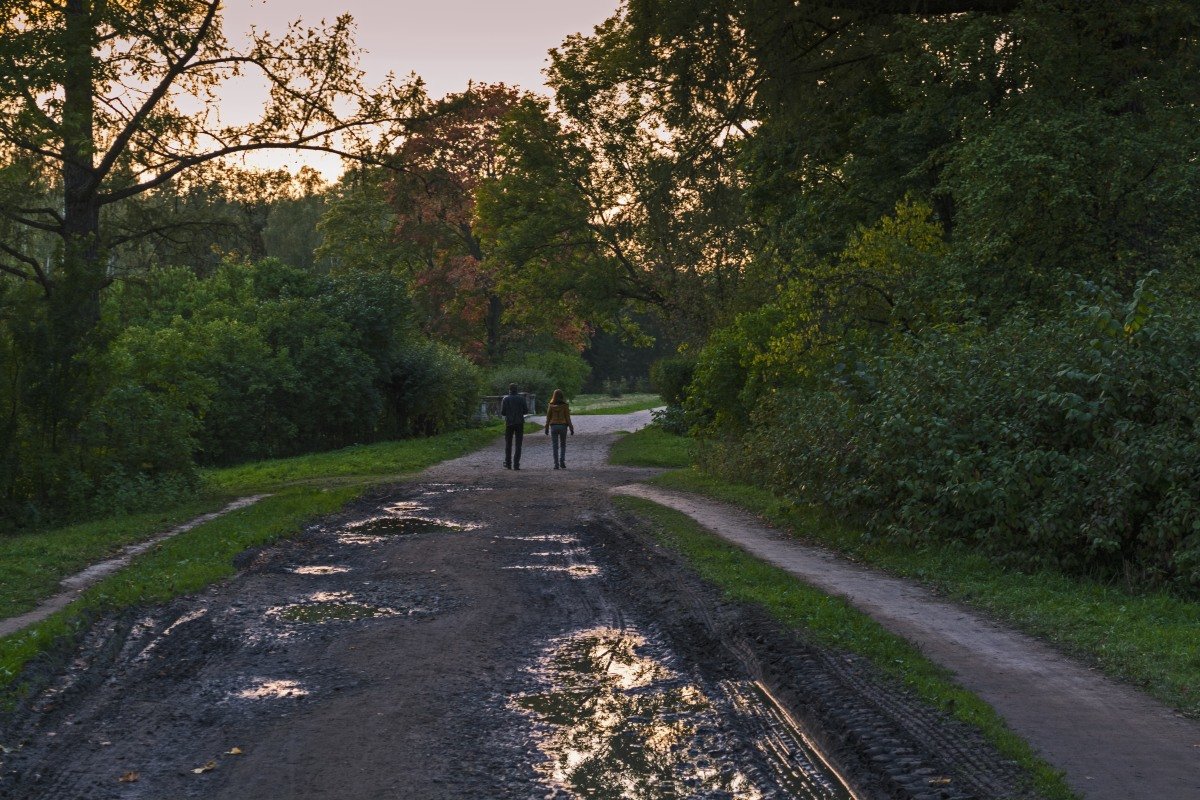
left=204, top=424, right=505, bottom=494
left=609, top=425, right=693, bottom=468
left=0, top=500, right=219, bottom=619
left=651, top=464, right=1200, bottom=720
left=0, top=425, right=506, bottom=690
left=569, top=393, right=662, bottom=415
left=614, top=495, right=1075, bottom=800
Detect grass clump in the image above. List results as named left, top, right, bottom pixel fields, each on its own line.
left=614, top=495, right=1075, bottom=800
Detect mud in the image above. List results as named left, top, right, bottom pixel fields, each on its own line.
left=0, top=420, right=1043, bottom=799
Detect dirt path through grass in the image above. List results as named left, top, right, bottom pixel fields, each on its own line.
left=613, top=483, right=1200, bottom=800
left=1, top=414, right=1056, bottom=799
left=0, top=495, right=270, bottom=640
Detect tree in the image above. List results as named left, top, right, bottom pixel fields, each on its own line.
left=387, top=83, right=533, bottom=361
left=0, top=1, right=420, bottom=308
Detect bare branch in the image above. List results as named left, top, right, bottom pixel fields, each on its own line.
left=91, top=0, right=222, bottom=188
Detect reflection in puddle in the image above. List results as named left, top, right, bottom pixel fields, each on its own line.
left=505, top=534, right=581, bottom=544
left=514, top=627, right=761, bottom=798
left=267, top=591, right=409, bottom=624
left=421, top=483, right=493, bottom=494
left=236, top=679, right=309, bottom=700
left=335, top=516, right=477, bottom=545
left=504, top=564, right=601, bottom=578
left=515, top=627, right=854, bottom=800
left=291, top=565, right=351, bottom=575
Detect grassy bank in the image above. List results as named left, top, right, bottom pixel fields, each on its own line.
left=613, top=495, right=1074, bottom=800
left=611, top=425, right=1200, bottom=720
left=0, top=425, right=504, bottom=689
left=570, top=393, right=662, bottom=415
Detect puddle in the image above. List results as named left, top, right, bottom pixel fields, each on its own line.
left=291, top=565, right=351, bottom=575
left=531, top=549, right=590, bottom=558
left=504, top=564, right=601, bottom=578
left=341, top=515, right=480, bottom=539
left=236, top=679, right=309, bottom=700
left=514, top=626, right=854, bottom=800
left=267, top=591, right=410, bottom=624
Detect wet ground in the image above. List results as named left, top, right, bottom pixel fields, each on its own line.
left=0, top=414, right=1041, bottom=799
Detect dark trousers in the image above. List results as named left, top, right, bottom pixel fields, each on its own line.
left=504, top=423, right=524, bottom=467
left=550, top=424, right=568, bottom=465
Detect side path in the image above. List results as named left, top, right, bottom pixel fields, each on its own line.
left=0, top=495, right=270, bottom=639
left=613, top=483, right=1200, bottom=800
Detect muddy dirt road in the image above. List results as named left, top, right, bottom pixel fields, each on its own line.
left=1, top=414, right=1038, bottom=799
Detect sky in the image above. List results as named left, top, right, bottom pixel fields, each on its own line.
left=218, top=0, right=620, bottom=179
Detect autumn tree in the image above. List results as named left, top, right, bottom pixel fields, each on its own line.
left=387, top=83, right=535, bottom=361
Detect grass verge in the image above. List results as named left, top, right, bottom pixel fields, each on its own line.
left=609, top=425, right=693, bottom=468
left=570, top=393, right=662, bottom=415
left=0, top=500, right=218, bottom=620
left=204, top=424, right=504, bottom=494
left=630, top=427, right=1200, bottom=721
left=614, top=495, right=1075, bottom=800
left=0, top=424, right=504, bottom=689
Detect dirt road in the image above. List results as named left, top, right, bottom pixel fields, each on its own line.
left=1, top=414, right=1038, bottom=800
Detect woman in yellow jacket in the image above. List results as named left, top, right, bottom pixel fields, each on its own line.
left=543, top=389, right=575, bottom=469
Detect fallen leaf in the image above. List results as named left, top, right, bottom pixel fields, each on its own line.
left=192, top=760, right=217, bottom=774
left=118, top=771, right=139, bottom=783
left=928, top=776, right=952, bottom=786
left=226, top=747, right=243, bottom=755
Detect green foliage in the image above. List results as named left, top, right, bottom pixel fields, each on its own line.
left=518, top=351, right=591, bottom=398
left=488, top=365, right=555, bottom=403
left=713, top=277, right=1200, bottom=592
left=0, top=258, right=483, bottom=530
left=648, top=357, right=695, bottom=407
left=487, top=349, right=590, bottom=401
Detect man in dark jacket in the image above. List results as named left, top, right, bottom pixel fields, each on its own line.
left=500, top=383, right=529, bottom=470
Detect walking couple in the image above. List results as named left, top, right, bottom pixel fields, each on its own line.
left=500, top=383, right=574, bottom=470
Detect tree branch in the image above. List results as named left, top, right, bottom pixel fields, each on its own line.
left=91, top=0, right=222, bottom=189
left=0, top=240, right=48, bottom=287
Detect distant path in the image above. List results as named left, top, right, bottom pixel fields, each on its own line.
left=0, top=494, right=270, bottom=639
left=612, top=483, right=1200, bottom=800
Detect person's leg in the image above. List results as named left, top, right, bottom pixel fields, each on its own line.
left=504, top=425, right=514, bottom=468
left=513, top=426, right=524, bottom=468
left=558, top=427, right=567, bottom=467
left=551, top=426, right=563, bottom=467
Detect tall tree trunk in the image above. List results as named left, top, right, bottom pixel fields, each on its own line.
left=61, top=0, right=102, bottom=325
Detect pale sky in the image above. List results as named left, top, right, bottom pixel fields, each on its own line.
left=218, top=0, right=619, bottom=178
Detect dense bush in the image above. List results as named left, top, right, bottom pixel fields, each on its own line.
left=489, top=350, right=590, bottom=401
left=649, top=356, right=695, bottom=406
left=716, top=279, right=1200, bottom=592
left=0, top=259, right=483, bottom=530
left=488, top=366, right=554, bottom=403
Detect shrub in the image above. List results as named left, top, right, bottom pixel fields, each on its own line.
left=649, top=357, right=696, bottom=406
left=704, top=275, right=1200, bottom=593
left=520, top=351, right=591, bottom=398
left=488, top=365, right=555, bottom=403
left=392, top=340, right=484, bottom=436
